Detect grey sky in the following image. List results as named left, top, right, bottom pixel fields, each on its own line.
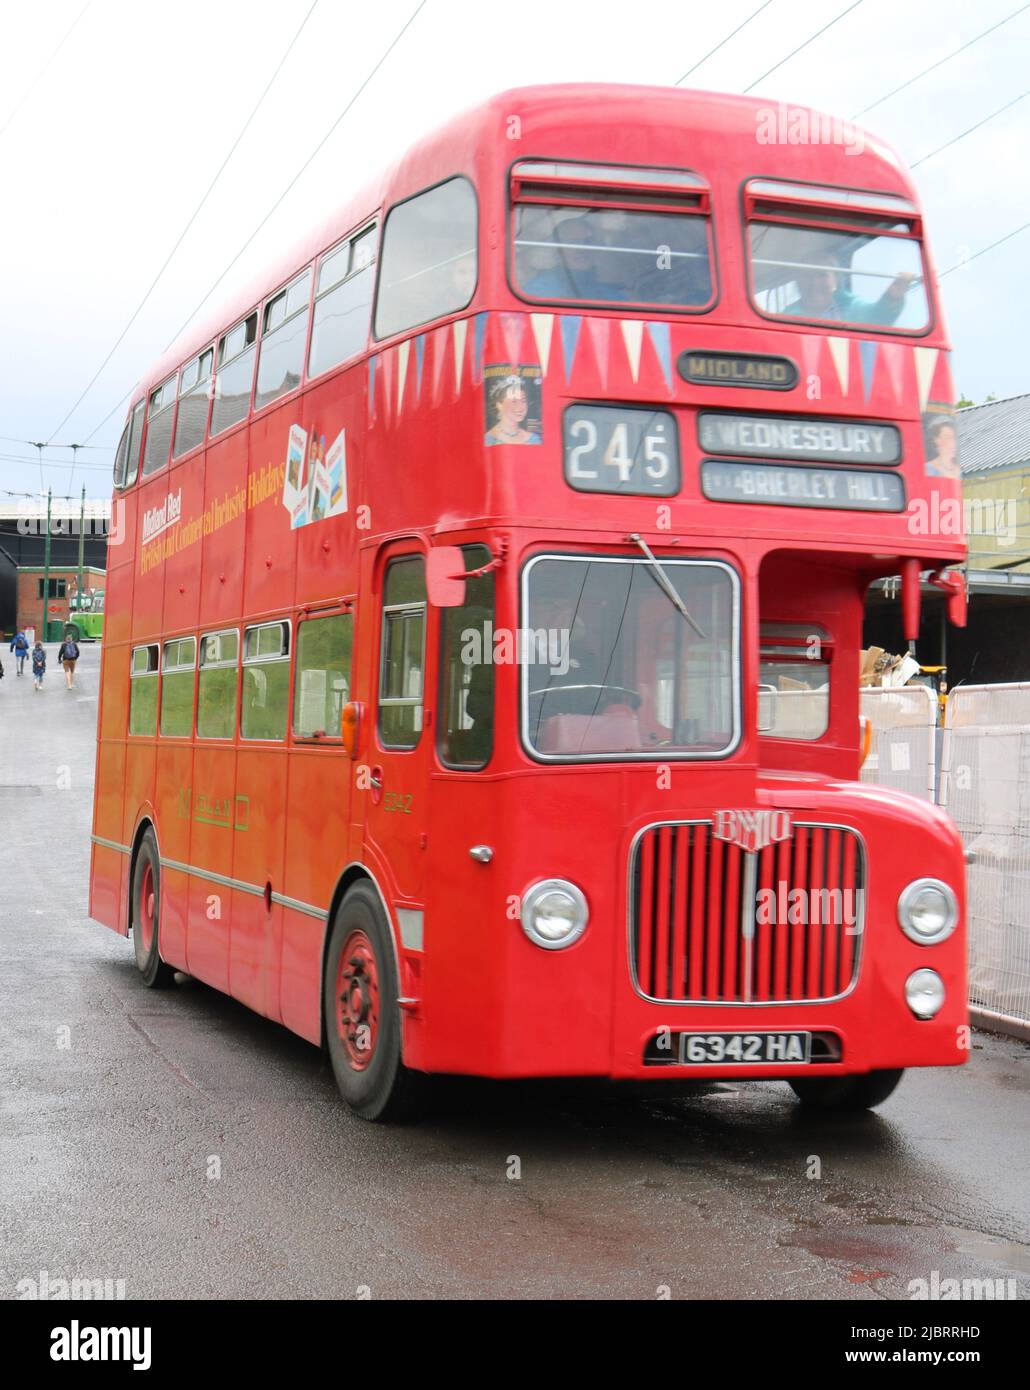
left=1, top=0, right=1027, bottom=498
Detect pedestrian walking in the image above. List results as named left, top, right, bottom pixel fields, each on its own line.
left=10, top=629, right=29, bottom=676
left=58, top=634, right=80, bottom=689
left=31, top=641, right=46, bottom=690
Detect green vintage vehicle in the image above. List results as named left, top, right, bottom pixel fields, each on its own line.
left=65, top=590, right=104, bottom=642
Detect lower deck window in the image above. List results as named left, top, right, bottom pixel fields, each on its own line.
left=241, top=621, right=290, bottom=740
left=129, top=645, right=160, bottom=736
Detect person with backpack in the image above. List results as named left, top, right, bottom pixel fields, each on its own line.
left=58, top=634, right=80, bottom=689
left=9, top=630, right=29, bottom=676
left=31, top=640, right=46, bottom=690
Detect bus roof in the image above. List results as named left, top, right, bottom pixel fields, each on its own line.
left=142, top=82, right=921, bottom=407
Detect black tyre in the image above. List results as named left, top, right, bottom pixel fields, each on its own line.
left=130, top=830, right=175, bottom=988
left=323, top=882, right=426, bottom=1122
left=790, top=1068, right=904, bottom=1112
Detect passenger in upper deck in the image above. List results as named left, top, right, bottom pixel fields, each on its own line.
left=784, top=257, right=916, bottom=327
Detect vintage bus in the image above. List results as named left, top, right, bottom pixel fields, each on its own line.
left=90, top=84, right=968, bottom=1121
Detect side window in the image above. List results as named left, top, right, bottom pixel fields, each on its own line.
left=379, top=556, right=426, bottom=749
left=197, top=629, right=239, bottom=739
left=759, top=622, right=831, bottom=741
left=129, top=644, right=160, bottom=736
left=211, top=312, right=258, bottom=436
left=255, top=269, right=312, bottom=411
left=293, top=613, right=353, bottom=737
left=113, top=420, right=130, bottom=489
left=438, top=545, right=494, bottom=768
left=142, top=374, right=178, bottom=476
left=241, top=620, right=290, bottom=740
left=173, top=346, right=214, bottom=458
left=374, top=178, right=477, bottom=339
left=309, top=225, right=377, bottom=377
left=125, top=399, right=145, bottom=488
left=160, top=637, right=197, bottom=737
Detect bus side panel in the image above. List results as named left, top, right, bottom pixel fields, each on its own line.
left=199, top=432, right=248, bottom=629
left=103, top=551, right=135, bottom=649
left=161, top=457, right=205, bottom=637
left=153, top=742, right=194, bottom=972
left=293, top=373, right=362, bottom=607
left=230, top=746, right=288, bottom=1021
left=280, top=748, right=351, bottom=1044
left=184, top=744, right=235, bottom=993
left=122, top=742, right=157, bottom=878
left=242, top=408, right=297, bottom=620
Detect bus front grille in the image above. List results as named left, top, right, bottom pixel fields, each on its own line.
left=629, top=820, right=864, bottom=1004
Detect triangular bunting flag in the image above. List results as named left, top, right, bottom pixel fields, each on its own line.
left=472, top=311, right=489, bottom=385
left=453, top=318, right=467, bottom=393
left=799, top=334, right=822, bottom=384
left=827, top=336, right=850, bottom=395
left=397, top=340, right=410, bottom=415
left=414, top=334, right=425, bottom=398
left=620, top=320, right=644, bottom=383
left=859, top=340, right=878, bottom=401
left=560, top=315, right=582, bottom=380
left=500, top=312, right=525, bottom=364
left=587, top=317, right=611, bottom=391
left=431, top=325, right=448, bottom=403
left=646, top=321, right=672, bottom=393
left=880, top=341, right=906, bottom=403
left=530, top=313, right=553, bottom=375
left=914, top=346, right=938, bottom=410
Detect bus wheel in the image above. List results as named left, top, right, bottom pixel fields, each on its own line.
left=323, top=882, right=424, bottom=1122
left=790, top=1068, right=904, bottom=1112
left=130, top=830, right=175, bottom=989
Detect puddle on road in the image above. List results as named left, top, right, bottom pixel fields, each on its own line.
left=948, top=1229, right=1030, bottom=1275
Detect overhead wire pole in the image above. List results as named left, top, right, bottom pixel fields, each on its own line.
left=46, top=0, right=323, bottom=447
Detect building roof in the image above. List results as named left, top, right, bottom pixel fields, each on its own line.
left=958, top=393, right=1030, bottom=476
left=0, top=499, right=111, bottom=523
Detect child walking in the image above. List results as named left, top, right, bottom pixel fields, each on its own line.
left=31, top=641, right=46, bottom=690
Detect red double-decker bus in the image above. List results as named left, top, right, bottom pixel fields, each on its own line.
left=91, top=84, right=968, bottom=1120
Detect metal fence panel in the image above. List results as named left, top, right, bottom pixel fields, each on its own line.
left=860, top=685, right=937, bottom=802
left=942, top=683, right=1030, bottom=1029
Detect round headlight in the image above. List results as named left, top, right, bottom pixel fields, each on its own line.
left=905, top=968, right=946, bottom=1019
left=520, top=879, right=589, bottom=950
left=897, top=878, right=958, bottom=945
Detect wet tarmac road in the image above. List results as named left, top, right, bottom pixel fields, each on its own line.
left=2, top=646, right=1028, bottom=1299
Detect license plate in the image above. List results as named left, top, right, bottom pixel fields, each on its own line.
left=678, top=1031, right=811, bottom=1065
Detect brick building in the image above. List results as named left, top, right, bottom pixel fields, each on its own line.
left=15, top=564, right=107, bottom=640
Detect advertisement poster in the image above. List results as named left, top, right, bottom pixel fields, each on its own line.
left=283, top=423, right=308, bottom=509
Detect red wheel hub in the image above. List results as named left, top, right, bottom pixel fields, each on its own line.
left=139, top=862, right=155, bottom=952
left=336, top=930, right=380, bottom=1070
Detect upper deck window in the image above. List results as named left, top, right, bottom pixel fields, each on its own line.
left=745, top=179, right=930, bottom=333
left=309, top=224, right=377, bottom=377
left=255, top=268, right=312, bottom=411
left=211, top=311, right=258, bottom=436
left=374, top=177, right=476, bottom=339
left=173, top=346, right=213, bottom=459
left=142, top=374, right=178, bottom=477
left=511, top=161, right=714, bottom=311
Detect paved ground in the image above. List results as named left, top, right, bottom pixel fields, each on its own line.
left=1, top=644, right=1029, bottom=1300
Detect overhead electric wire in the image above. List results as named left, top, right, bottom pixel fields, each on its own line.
left=911, top=83, right=1030, bottom=167
left=0, top=1, right=93, bottom=142
left=79, top=0, right=427, bottom=452
left=852, top=3, right=1030, bottom=118
left=155, top=0, right=428, bottom=368
left=46, top=0, right=322, bottom=447
left=741, top=0, right=863, bottom=94
left=675, top=2, right=774, bottom=85
left=938, top=220, right=1030, bottom=276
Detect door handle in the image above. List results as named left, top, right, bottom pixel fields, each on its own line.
left=369, top=766, right=384, bottom=790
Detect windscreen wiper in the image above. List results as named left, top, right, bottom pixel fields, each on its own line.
left=627, top=533, right=707, bottom=638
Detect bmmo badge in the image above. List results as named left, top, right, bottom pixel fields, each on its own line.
left=713, top=809, right=793, bottom=853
